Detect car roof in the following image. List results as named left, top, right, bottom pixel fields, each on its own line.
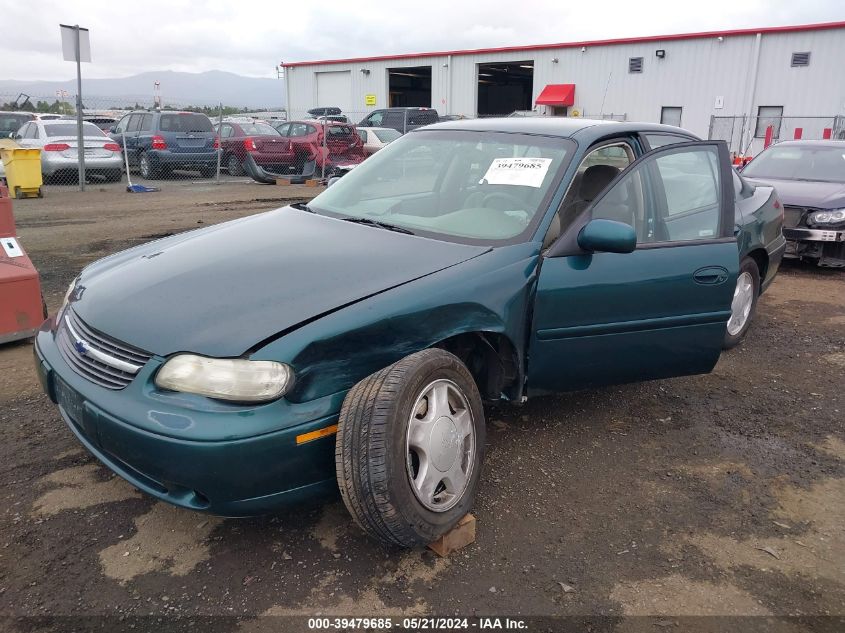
left=420, top=117, right=699, bottom=143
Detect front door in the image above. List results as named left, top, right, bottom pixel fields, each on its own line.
left=527, top=141, right=738, bottom=395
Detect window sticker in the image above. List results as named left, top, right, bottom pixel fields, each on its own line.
left=2, top=237, right=24, bottom=258
left=480, top=157, right=553, bottom=188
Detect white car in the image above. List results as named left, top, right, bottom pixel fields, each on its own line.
left=357, top=126, right=401, bottom=155
left=12, top=119, right=124, bottom=182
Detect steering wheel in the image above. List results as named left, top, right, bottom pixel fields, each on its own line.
left=481, top=191, right=525, bottom=210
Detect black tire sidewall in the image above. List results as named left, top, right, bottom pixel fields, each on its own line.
left=228, top=154, right=242, bottom=175
left=382, top=352, right=486, bottom=543
left=724, top=257, right=761, bottom=349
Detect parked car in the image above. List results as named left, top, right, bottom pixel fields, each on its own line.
left=13, top=119, right=123, bottom=182
left=272, top=120, right=365, bottom=175
left=84, top=116, right=119, bottom=132
left=0, top=112, right=36, bottom=138
left=216, top=120, right=296, bottom=176
left=34, top=118, right=784, bottom=549
left=741, top=140, right=845, bottom=267
left=108, top=111, right=218, bottom=179
left=357, top=126, right=401, bottom=155
left=358, top=107, right=439, bottom=133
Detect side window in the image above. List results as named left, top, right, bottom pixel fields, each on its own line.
left=358, top=129, right=368, bottom=142
left=644, top=134, right=693, bottom=150
left=591, top=145, right=723, bottom=244
left=139, top=114, right=153, bottom=132
left=275, top=123, right=290, bottom=136
left=24, top=123, right=38, bottom=139
left=368, top=111, right=384, bottom=126
left=221, top=124, right=234, bottom=138
left=289, top=123, right=308, bottom=137
left=126, top=114, right=143, bottom=133
left=305, top=124, right=317, bottom=135
left=114, top=115, right=130, bottom=134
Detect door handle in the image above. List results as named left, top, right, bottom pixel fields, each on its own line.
left=693, top=266, right=730, bottom=285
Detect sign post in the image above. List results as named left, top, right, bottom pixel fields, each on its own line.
left=60, top=24, right=91, bottom=191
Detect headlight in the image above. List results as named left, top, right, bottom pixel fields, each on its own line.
left=155, top=354, right=293, bottom=402
left=809, top=209, right=845, bottom=224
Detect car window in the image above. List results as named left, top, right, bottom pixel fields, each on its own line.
left=274, top=123, right=290, bottom=136
left=373, top=128, right=401, bottom=143
left=591, top=145, right=722, bottom=244
left=239, top=122, right=280, bottom=136
left=367, top=112, right=384, bottom=126
left=23, top=123, right=38, bottom=139
left=644, top=133, right=694, bottom=149
left=310, top=130, right=574, bottom=244
left=114, top=114, right=130, bottom=134
left=126, top=114, right=143, bottom=133
left=139, top=113, right=153, bottom=132
left=159, top=113, right=214, bottom=133
left=358, top=129, right=368, bottom=142
left=305, top=124, right=317, bottom=135
left=288, top=123, right=309, bottom=137
left=44, top=122, right=106, bottom=137
left=0, top=114, right=32, bottom=135
left=578, top=144, right=633, bottom=174
left=742, top=144, right=845, bottom=183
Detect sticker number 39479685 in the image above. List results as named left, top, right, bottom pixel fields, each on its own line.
left=480, top=157, right=553, bottom=188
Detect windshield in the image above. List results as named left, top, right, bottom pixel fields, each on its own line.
left=160, top=113, right=214, bottom=133
left=309, top=130, right=574, bottom=244
left=45, top=122, right=106, bottom=137
left=373, top=128, right=401, bottom=143
left=743, top=144, right=845, bottom=183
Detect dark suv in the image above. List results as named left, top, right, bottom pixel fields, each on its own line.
left=109, top=111, right=218, bottom=179
left=357, top=107, right=439, bottom=134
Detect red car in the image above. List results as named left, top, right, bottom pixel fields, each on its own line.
left=215, top=120, right=296, bottom=176
left=272, top=120, right=366, bottom=175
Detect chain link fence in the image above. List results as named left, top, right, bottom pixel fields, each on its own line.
left=708, top=114, right=845, bottom=160
left=0, top=94, right=292, bottom=192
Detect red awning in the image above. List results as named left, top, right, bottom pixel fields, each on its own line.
left=535, top=84, right=576, bottom=106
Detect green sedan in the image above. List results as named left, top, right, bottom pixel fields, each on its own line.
left=34, top=118, right=785, bottom=547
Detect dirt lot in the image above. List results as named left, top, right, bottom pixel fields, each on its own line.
left=0, top=183, right=843, bottom=632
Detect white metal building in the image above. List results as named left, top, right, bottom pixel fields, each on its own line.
left=283, top=21, right=845, bottom=152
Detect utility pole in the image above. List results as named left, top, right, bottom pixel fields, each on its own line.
left=60, top=24, right=91, bottom=192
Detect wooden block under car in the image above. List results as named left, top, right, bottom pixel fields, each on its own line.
left=274, top=178, right=291, bottom=186
left=428, top=514, right=476, bottom=557
left=305, top=179, right=321, bottom=187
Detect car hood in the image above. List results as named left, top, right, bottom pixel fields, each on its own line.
left=744, top=177, right=845, bottom=208
left=72, top=207, right=489, bottom=357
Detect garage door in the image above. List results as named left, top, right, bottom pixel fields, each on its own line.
left=316, top=71, right=352, bottom=112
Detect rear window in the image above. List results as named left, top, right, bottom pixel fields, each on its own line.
left=408, top=110, right=438, bottom=125
left=45, top=122, right=106, bottom=137
left=159, top=113, right=214, bottom=133
left=240, top=123, right=280, bottom=136
left=0, top=114, right=32, bottom=134
left=327, top=125, right=354, bottom=137
left=373, top=128, right=401, bottom=143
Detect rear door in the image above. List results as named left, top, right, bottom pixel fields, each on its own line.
left=527, top=141, right=738, bottom=395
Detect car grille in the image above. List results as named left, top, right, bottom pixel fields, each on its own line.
left=56, top=309, right=152, bottom=390
left=783, top=206, right=806, bottom=229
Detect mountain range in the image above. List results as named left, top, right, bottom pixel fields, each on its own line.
left=0, top=70, right=285, bottom=110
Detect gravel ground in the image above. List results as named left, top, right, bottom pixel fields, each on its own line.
left=0, top=184, right=843, bottom=632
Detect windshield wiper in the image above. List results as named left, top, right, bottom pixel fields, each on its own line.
left=292, top=202, right=316, bottom=213
left=340, top=217, right=415, bottom=235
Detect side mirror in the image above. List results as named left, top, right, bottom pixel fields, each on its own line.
left=577, top=219, right=637, bottom=254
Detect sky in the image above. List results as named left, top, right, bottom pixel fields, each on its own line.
left=1, top=0, right=843, bottom=81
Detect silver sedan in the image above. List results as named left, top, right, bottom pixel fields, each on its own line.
left=12, top=119, right=124, bottom=182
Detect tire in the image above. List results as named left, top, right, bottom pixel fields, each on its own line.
left=138, top=152, right=160, bottom=180
left=227, top=154, right=243, bottom=176
left=335, top=348, right=485, bottom=548
left=105, top=169, right=123, bottom=183
left=723, top=257, right=761, bottom=349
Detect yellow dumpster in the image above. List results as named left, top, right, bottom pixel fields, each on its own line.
left=0, top=148, right=43, bottom=199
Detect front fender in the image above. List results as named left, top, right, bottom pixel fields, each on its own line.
left=252, top=242, right=541, bottom=403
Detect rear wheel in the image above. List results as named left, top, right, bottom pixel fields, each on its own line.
left=138, top=152, right=160, bottom=180
left=227, top=154, right=243, bottom=176
left=723, top=257, right=760, bottom=349
left=335, top=348, right=485, bottom=548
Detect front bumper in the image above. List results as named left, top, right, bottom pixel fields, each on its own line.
left=34, top=324, right=341, bottom=516
left=784, top=227, right=845, bottom=267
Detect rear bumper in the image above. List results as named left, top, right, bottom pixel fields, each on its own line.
left=42, top=154, right=123, bottom=175
left=33, top=326, right=341, bottom=516
left=148, top=150, right=217, bottom=167
left=250, top=151, right=296, bottom=168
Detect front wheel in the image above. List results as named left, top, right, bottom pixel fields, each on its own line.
left=723, top=257, right=761, bottom=349
left=227, top=154, right=243, bottom=176
left=335, top=348, right=485, bottom=548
